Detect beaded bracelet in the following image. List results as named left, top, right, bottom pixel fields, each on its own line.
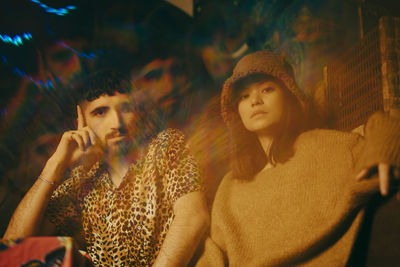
left=38, top=176, right=55, bottom=185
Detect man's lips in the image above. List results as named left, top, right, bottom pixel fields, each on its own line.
left=251, top=111, right=268, bottom=118
left=107, top=135, right=126, bottom=142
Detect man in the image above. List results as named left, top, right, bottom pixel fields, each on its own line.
left=3, top=71, right=209, bottom=266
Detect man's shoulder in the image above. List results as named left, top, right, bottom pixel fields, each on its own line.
left=154, top=128, right=185, bottom=143
left=148, top=128, right=187, bottom=152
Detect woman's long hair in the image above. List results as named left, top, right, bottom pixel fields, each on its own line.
left=229, top=74, right=307, bottom=180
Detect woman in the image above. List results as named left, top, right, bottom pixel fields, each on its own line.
left=196, top=51, right=400, bottom=266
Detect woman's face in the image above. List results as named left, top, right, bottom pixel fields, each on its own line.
left=237, top=79, right=286, bottom=135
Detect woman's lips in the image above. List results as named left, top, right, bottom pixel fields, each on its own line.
left=251, top=111, right=268, bottom=118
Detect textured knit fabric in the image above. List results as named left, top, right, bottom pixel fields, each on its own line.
left=196, top=112, right=400, bottom=267
left=221, top=51, right=309, bottom=126
left=45, top=129, right=201, bottom=266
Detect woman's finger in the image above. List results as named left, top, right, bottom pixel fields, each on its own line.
left=378, top=163, right=390, bottom=196
left=356, top=168, right=369, bottom=181
left=393, top=167, right=400, bottom=179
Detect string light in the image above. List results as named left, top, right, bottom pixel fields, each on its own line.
left=30, top=0, right=76, bottom=16
left=0, top=33, right=32, bottom=46
left=12, top=67, right=59, bottom=91
left=57, top=41, right=98, bottom=59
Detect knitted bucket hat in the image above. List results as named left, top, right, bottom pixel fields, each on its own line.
left=221, top=50, right=309, bottom=126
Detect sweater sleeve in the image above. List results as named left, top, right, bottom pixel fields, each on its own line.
left=354, top=111, right=400, bottom=173
left=196, top=237, right=227, bottom=267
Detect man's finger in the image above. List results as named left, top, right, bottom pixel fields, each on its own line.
left=71, top=132, right=85, bottom=151
left=378, top=163, right=390, bottom=196
left=77, top=105, right=85, bottom=130
left=87, top=127, right=97, bottom=146
left=356, top=168, right=369, bottom=181
left=79, top=129, right=91, bottom=149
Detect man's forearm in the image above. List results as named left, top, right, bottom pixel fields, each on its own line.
left=153, top=192, right=210, bottom=267
left=3, top=157, right=65, bottom=239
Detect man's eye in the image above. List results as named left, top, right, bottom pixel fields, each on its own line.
left=143, top=69, right=163, bottom=80
left=121, top=104, right=133, bottom=113
left=239, top=94, right=249, bottom=101
left=92, top=108, right=107, bottom=116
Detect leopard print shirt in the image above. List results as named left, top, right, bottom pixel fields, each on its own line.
left=45, top=129, right=201, bottom=266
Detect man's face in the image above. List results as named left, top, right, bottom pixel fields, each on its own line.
left=80, top=92, right=137, bottom=156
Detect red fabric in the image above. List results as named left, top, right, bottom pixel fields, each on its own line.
left=0, top=236, right=90, bottom=267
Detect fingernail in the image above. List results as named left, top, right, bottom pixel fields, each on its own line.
left=381, top=187, right=388, bottom=196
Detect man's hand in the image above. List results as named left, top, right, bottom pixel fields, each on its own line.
left=48, top=105, right=102, bottom=178
left=2, top=105, right=102, bottom=239
left=356, top=163, right=400, bottom=197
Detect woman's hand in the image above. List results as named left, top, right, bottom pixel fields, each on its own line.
left=356, top=163, right=400, bottom=197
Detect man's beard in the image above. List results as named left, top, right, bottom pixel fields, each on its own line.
left=105, top=133, right=147, bottom=160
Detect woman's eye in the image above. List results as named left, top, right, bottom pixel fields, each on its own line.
left=261, top=87, right=274, bottom=93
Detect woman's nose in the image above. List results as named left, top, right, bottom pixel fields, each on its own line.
left=250, top=92, right=263, bottom=106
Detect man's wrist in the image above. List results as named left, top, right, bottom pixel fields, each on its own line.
left=40, top=157, right=67, bottom=185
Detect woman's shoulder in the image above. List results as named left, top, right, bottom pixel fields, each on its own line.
left=297, top=128, right=360, bottom=144
left=294, top=128, right=362, bottom=157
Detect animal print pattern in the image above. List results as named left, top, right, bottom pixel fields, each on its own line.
left=45, top=129, right=201, bottom=266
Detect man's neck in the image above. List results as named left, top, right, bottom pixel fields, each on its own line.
left=105, top=156, right=129, bottom=187
left=104, top=147, right=143, bottom=187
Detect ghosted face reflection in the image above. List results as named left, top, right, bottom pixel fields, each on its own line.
left=132, top=58, right=186, bottom=115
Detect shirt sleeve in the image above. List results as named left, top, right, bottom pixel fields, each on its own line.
left=44, top=168, right=83, bottom=236
left=155, top=128, right=202, bottom=205
left=353, top=111, right=400, bottom=173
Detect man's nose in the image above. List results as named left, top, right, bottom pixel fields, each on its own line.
left=109, top=110, right=124, bottom=129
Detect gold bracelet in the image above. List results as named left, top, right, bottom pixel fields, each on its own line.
left=38, top=176, right=55, bottom=185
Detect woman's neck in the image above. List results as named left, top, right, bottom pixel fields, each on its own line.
left=257, top=134, right=274, bottom=156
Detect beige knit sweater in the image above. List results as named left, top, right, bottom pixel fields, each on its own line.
left=196, top=112, right=400, bottom=267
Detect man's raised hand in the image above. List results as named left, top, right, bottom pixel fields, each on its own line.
left=48, top=105, right=103, bottom=176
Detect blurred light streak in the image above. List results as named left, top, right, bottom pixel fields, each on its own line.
left=12, top=67, right=59, bottom=91
left=0, top=33, right=32, bottom=46
left=56, top=41, right=98, bottom=59
left=30, top=0, right=76, bottom=16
